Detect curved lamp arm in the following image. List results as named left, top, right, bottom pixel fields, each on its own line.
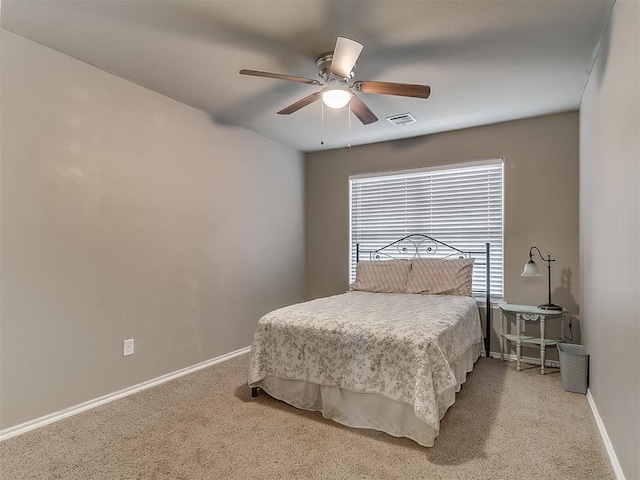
left=529, top=246, right=555, bottom=264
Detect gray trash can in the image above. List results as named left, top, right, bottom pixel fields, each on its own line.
left=557, top=343, right=589, bottom=394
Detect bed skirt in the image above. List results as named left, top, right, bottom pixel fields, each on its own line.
left=252, top=341, right=483, bottom=447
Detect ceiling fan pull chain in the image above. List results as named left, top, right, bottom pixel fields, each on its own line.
left=321, top=101, right=325, bottom=145
left=348, top=100, right=352, bottom=148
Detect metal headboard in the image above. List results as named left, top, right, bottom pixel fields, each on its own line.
left=356, top=234, right=492, bottom=357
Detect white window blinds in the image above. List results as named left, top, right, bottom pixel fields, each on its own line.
left=349, top=160, right=503, bottom=297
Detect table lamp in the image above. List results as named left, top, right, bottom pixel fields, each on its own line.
left=521, top=246, right=563, bottom=311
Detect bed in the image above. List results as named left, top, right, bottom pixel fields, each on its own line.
left=248, top=234, right=491, bottom=447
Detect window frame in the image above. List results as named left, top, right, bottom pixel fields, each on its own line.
left=348, top=158, right=504, bottom=299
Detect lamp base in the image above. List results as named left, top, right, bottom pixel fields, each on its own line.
left=537, top=303, right=563, bottom=311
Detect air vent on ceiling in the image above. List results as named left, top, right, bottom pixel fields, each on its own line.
left=386, top=113, right=417, bottom=126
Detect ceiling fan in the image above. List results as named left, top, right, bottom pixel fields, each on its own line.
left=239, top=37, right=431, bottom=125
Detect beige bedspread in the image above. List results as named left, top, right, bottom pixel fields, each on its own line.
left=249, top=291, right=482, bottom=431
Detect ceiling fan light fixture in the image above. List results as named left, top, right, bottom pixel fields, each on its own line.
left=321, top=88, right=352, bottom=109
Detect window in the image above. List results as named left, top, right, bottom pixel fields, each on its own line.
left=349, top=160, right=504, bottom=297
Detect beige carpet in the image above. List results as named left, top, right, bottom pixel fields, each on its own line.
left=1, top=355, right=613, bottom=480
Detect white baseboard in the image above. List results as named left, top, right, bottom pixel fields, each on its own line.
left=0, top=346, right=251, bottom=442
left=488, top=351, right=561, bottom=369
left=586, top=390, right=626, bottom=480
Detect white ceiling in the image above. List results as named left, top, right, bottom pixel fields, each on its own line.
left=1, top=0, right=614, bottom=152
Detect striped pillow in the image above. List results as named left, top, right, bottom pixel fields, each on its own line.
left=350, top=260, right=411, bottom=293
left=407, top=258, right=475, bottom=296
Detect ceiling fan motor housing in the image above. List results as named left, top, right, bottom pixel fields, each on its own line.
left=316, top=52, right=355, bottom=81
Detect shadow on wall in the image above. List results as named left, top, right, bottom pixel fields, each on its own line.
left=586, top=6, right=612, bottom=95
left=208, top=113, right=241, bottom=128
left=554, top=267, right=581, bottom=344
left=389, top=133, right=434, bottom=151
left=554, top=267, right=579, bottom=314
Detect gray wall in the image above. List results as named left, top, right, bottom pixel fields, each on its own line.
left=0, top=30, right=305, bottom=429
left=579, top=0, right=640, bottom=478
left=305, top=112, right=580, bottom=357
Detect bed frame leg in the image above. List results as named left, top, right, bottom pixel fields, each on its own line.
left=251, top=387, right=258, bottom=398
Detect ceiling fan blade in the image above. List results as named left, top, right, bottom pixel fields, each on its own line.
left=330, top=37, right=364, bottom=78
left=239, top=69, right=320, bottom=85
left=350, top=94, right=378, bottom=125
left=354, top=81, right=431, bottom=99
left=277, top=92, right=322, bottom=115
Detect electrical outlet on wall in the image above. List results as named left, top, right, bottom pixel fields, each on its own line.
left=123, top=338, right=134, bottom=357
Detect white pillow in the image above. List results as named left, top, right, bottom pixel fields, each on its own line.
left=407, top=258, right=475, bottom=296
left=350, top=260, right=411, bottom=293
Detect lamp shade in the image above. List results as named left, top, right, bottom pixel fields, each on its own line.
left=521, top=259, right=541, bottom=277
left=322, top=88, right=352, bottom=109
